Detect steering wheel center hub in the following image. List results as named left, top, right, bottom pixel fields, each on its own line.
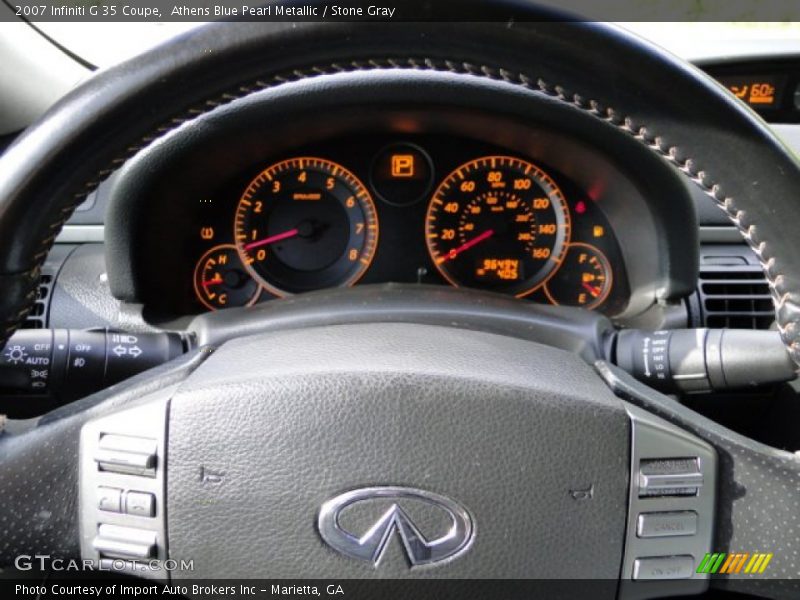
left=163, top=323, right=630, bottom=580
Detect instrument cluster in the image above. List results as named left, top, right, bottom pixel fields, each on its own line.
left=149, top=134, right=629, bottom=316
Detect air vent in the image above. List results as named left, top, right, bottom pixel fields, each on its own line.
left=696, top=265, right=774, bottom=330
left=20, top=273, right=54, bottom=329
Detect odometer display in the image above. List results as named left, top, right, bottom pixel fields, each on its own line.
left=234, top=157, right=378, bottom=297
left=425, top=156, right=571, bottom=296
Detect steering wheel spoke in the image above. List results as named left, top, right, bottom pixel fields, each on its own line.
left=0, top=350, right=207, bottom=569
left=600, top=362, right=800, bottom=595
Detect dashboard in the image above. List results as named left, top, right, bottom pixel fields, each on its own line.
left=8, top=31, right=800, bottom=341
left=93, top=71, right=700, bottom=331
left=132, top=133, right=630, bottom=317
left=114, top=120, right=656, bottom=322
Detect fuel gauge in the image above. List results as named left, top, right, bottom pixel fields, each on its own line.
left=193, top=244, right=261, bottom=311
left=544, top=242, right=612, bottom=310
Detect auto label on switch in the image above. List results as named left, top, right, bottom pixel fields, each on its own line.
left=0, top=330, right=54, bottom=392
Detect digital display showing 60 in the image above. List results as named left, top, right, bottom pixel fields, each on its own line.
left=717, top=74, right=785, bottom=109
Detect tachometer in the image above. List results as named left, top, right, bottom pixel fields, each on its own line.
left=234, top=157, right=379, bottom=296
left=425, top=156, right=570, bottom=296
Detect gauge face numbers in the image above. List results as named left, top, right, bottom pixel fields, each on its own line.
left=193, top=244, right=261, bottom=311
left=425, top=156, right=571, bottom=296
left=234, top=157, right=379, bottom=296
left=544, top=243, right=612, bottom=309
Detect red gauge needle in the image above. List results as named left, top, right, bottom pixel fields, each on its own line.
left=436, top=229, right=495, bottom=264
left=201, top=277, right=224, bottom=288
left=244, top=227, right=300, bottom=251
left=581, top=282, right=601, bottom=297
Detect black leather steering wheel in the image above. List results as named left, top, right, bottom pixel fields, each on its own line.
left=2, top=9, right=800, bottom=598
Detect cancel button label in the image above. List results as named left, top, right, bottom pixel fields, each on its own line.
left=637, top=511, right=698, bottom=538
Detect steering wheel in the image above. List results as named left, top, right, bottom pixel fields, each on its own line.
left=2, top=8, right=800, bottom=599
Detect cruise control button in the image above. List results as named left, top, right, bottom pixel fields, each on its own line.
left=633, top=555, right=694, bottom=580
left=99, top=434, right=157, bottom=455
left=97, top=487, right=122, bottom=513
left=125, top=491, right=155, bottom=518
left=95, top=434, right=157, bottom=477
left=637, top=511, right=697, bottom=538
left=639, top=458, right=702, bottom=497
left=93, top=524, right=156, bottom=560
left=95, top=449, right=156, bottom=476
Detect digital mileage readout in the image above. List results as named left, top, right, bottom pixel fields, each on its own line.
left=475, top=258, right=522, bottom=282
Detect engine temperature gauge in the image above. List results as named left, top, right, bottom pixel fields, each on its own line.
left=193, top=244, right=261, bottom=311
left=544, top=242, right=612, bottom=310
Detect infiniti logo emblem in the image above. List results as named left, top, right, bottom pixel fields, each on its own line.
left=317, top=486, right=474, bottom=567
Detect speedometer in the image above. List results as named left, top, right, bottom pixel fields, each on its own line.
left=234, top=157, right=379, bottom=297
left=425, top=156, right=571, bottom=296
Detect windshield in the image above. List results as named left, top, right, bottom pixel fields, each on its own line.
left=30, top=21, right=800, bottom=68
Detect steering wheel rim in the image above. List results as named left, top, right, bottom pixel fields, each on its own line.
left=2, top=8, right=800, bottom=596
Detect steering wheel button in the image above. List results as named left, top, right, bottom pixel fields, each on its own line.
left=640, top=457, right=699, bottom=474
left=93, top=537, right=155, bottom=561
left=95, top=449, right=156, bottom=477
left=93, top=524, right=157, bottom=560
left=633, top=556, right=695, bottom=580
left=98, top=433, right=157, bottom=455
left=637, top=511, right=698, bottom=538
left=638, top=458, right=702, bottom=497
left=95, top=434, right=157, bottom=476
left=125, top=491, right=155, bottom=518
left=97, top=486, right=122, bottom=513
